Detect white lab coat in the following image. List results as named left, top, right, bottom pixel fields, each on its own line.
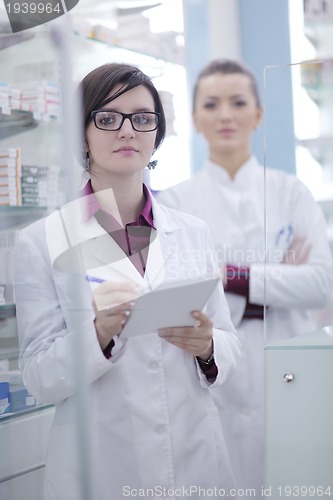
left=157, top=156, right=333, bottom=494
left=15, top=192, right=241, bottom=500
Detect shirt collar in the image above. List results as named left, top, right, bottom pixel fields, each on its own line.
left=80, top=179, right=155, bottom=228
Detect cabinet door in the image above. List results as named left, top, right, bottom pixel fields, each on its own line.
left=0, top=408, right=54, bottom=494
left=265, top=344, right=333, bottom=498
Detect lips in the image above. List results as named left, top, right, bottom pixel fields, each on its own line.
left=218, top=129, right=236, bottom=134
left=114, top=146, right=138, bottom=153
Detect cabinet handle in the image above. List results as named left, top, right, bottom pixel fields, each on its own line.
left=283, top=373, right=294, bottom=382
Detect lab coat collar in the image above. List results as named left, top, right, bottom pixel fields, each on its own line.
left=150, top=188, right=181, bottom=234
left=204, top=155, right=260, bottom=188
left=47, top=188, right=180, bottom=289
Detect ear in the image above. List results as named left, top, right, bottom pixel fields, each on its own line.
left=254, top=106, right=264, bottom=129
left=192, top=110, right=201, bottom=133
left=83, top=139, right=89, bottom=153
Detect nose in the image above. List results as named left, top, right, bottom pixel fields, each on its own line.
left=118, top=117, right=135, bottom=138
left=218, top=103, right=232, bottom=120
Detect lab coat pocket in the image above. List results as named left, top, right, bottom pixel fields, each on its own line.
left=266, top=225, right=293, bottom=263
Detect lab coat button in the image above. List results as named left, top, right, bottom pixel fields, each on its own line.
left=155, top=424, right=165, bottom=434
left=149, top=361, right=159, bottom=370
left=230, top=231, right=244, bottom=243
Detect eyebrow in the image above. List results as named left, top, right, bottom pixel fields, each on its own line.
left=204, top=93, right=247, bottom=100
left=230, top=93, right=247, bottom=99
left=99, top=107, right=155, bottom=113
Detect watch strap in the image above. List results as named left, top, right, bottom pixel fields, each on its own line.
left=196, top=352, right=214, bottom=366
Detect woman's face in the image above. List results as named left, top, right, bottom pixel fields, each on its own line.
left=193, top=73, right=262, bottom=160
left=85, top=84, right=157, bottom=179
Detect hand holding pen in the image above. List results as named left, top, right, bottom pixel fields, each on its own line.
left=90, top=279, right=141, bottom=351
left=88, top=277, right=140, bottom=311
left=86, top=276, right=105, bottom=285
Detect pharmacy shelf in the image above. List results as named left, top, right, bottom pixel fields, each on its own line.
left=0, top=403, right=53, bottom=422
left=0, top=304, right=16, bottom=319
left=0, top=206, right=47, bottom=231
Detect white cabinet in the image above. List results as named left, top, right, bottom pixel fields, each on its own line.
left=0, top=407, right=54, bottom=500
left=265, top=326, right=333, bottom=499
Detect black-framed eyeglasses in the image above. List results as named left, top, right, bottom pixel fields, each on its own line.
left=90, top=110, right=159, bottom=132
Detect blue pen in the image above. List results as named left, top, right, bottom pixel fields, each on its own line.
left=86, top=276, right=105, bottom=284
left=275, top=227, right=285, bottom=246
left=286, top=224, right=293, bottom=245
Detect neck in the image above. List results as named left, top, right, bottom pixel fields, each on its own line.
left=210, top=150, right=251, bottom=179
left=91, top=173, right=145, bottom=226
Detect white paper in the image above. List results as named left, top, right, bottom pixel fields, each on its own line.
left=120, top=277, right=220, bottom=339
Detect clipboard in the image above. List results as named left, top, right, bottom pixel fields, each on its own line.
left=120, top=277, right=220, bottom=339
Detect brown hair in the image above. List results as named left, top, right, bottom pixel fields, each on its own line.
left=192, top=59, right=261, bottom=111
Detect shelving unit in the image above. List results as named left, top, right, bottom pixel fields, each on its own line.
left=0, top=22, right=66, bottom=497
left=0, top=24, right=64, bottom=390
left=288, top=1, right=333, bottom=251
left=286, top=0, right=333, bottom=330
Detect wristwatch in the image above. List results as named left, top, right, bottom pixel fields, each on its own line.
left=196, top=352, right=215, bottom=366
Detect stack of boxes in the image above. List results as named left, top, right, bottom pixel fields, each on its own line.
left=0, top=81, right=61, bottom=120
left=0, top=285, right=5, bottom=305
left=0, top=147, right=22, bottom=206
left=0, top=83, right=11, bottom=115
left=0, top=79, right=63, bottom=207
left=0, top=360, right=10, bottom=416
left=0, top=361, right=36, bottom=417
left=21, top=164, right=62, bottom=208
left=0, top=374, right=10, bottom=416
left=0, top=228, right=19, bottom=305
left=0, top=151, right=62, bottom=208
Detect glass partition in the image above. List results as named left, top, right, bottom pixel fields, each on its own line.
left=4, top=4, right=333, bottom=500
left=0, top=17, right=77, bottom=499
left=1, top=4, right=210, bottom=500
left=263, top=60, right=333, bottom=343
left=264, top=60, right=333, bottom=497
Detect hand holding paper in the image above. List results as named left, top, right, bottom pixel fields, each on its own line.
left=120, top=277, right=220, bottom=339
left=158, top=309, right=214, bottom=360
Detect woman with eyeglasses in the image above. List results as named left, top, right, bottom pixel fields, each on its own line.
left=14, top=63, right=241, bottom=500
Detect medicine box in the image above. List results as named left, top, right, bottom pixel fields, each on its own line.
left=9, top=385, right=36, bottom=413
left=0, top=381, right=10, bottom=415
